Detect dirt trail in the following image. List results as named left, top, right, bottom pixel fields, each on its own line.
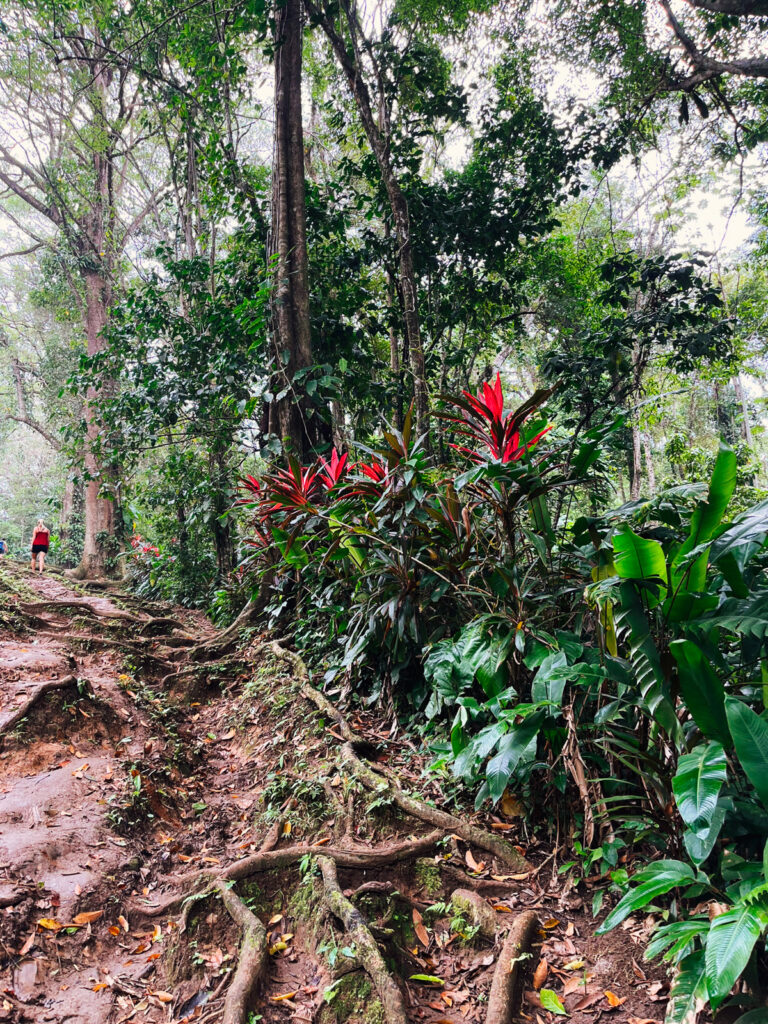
left=0, top=565, right=669, bottom=1024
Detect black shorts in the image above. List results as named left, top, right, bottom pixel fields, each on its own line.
left=32, top=544, right=48, bottom=554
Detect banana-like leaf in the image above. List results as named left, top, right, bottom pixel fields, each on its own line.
left=711, top=498, right=768, bottom=563
left=486, top=715, right=542, bottom=803
left=672, top=742, right=727, bottom=829
left=683, top=803, right=727, bottom=865
left=725, top=697, right=768, bottom=809
left=706, top=900, right=768, bottom=1007
left=670, top=640, right=730, bottom=747
left=691, top=592, right=768, bottom=642
left=672, top=443, right=737, bottom=596
left=613, top=525, right=668, bottom=607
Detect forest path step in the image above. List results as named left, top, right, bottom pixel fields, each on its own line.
left=0, top=566, right=665, bottom=1024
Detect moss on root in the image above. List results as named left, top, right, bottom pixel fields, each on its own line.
left=318, top=972, right=385, bottom=1024
left=414, top=858, right=443, bottom=898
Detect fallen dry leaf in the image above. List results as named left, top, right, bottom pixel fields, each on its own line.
left=413, top=908, right=430, bottom=948
left=151, top=991, right=174, bottom=1003
left=271, top=991, right=298, bottom=1001
left=604, top=990, right=627, bottom=1008
left=563, top=958, right=585, bottom=971
left=532, top=959, right=549, bottom=990
left=37, top=918, right=64, bottom=932
left=268, top=913, right=284, bottom=926
left=573, top=991, right=604, bottom=1012
left=465, top=849, right=485, bottom=873
left=72, top=911, right=102, bottom=926
left=118, top=915, right=129, bottom=932
left=500, top=790, right=524, bottom=818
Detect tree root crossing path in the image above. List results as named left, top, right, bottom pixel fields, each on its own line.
left=0, top=564, right=546, bottom=1024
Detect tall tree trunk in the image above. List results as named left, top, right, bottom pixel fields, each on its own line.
left=630, top=419, right=643, bottom=500
left=304, top=0, right=429, bottom=441
left=270, top=0, right=314, bottom=457
left=75, top=269, right=120, bottom=578
left=642, top=431, right=656, bottom=494
left=210, top=447, right=234, bottom=575
left=733, top=374, right=753, bottom=446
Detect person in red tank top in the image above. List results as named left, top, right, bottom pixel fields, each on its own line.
left=30, top=519, right=50, bottom=573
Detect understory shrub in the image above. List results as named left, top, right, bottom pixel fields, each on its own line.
left=239, top=376, right=768, bottom=1020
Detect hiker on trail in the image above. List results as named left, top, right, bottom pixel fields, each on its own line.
left=30, top=520, right=50, bottom=573
left=0, top=539, right=6, bottom=557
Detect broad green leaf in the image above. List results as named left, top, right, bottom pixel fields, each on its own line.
left=539, top=989, right=567, bottom=1015
left=683, top=803, right=726, bottom=866
left=613, top=525, right=668, bottom=605
left=666, top=950, right=708, bottom=1024
left=645, top=918, right=709, bottom=964
left=706, top=901, right=768, bottom=1007
left=408, top=975, right=444, bottom=985
left=734, top=1010, right=768, bottom=1023
left=531, top=651, right=568, bottom=705
left=271, top=526, right=308, bottom=569
left=486, top=716, right=542, bottom=803
left=725, top=697, right=768, bottom=809
left=672, top=742, right=727, bottom=828
left=711, top=498, right=768, bottom=563
left=597, top=860, right=696, bottom=934
left=670, top=640, right=730, bottom=746
left=672, top=443, right=737, bottom=598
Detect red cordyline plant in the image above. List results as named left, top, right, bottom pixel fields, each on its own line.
left=319, top=448, right=349, bottom=489
left=444, top=374, right=554, bottom=464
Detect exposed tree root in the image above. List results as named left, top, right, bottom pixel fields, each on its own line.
left=222, top=831, right=443, bottom=882
left=318, top=855, right=408, bottom=1024
left=485, top=910, right=540, bottom=1024
left=159, top=656, right=246, bottom=692
left=65, top=634, right=178, bottom=671
left=214, top=879, right=267, bottom=1024
left=273, top=642, right=532, bottom=874
left=19, top=599, right=185, bottom=637
left=259, top=816, right=286, bottom=853
left=438, top=862, right=517, bottom=893
left=21, top=599, right=141, bottom=622
left=131, top=833, right=442, bottom=921
left=340, top=740, right=530, bottom=872
left=0, top=674, right=79, bottom=736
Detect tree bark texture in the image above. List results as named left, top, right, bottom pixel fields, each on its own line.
left=270, top=0, right=314, bottom=457
left=78, top=267, right=120, bottom=578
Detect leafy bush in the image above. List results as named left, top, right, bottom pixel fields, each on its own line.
left=240, top=375, right=768, bottom=1018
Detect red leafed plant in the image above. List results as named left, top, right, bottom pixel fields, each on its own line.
left=444, top=373, right=554, bottom=464
left=319, top=448, right=349, bottom=489
left=268, top=456, right=321, bottom=510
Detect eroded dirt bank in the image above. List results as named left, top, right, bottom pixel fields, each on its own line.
left=0, top=564, right=668, bottom=1024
